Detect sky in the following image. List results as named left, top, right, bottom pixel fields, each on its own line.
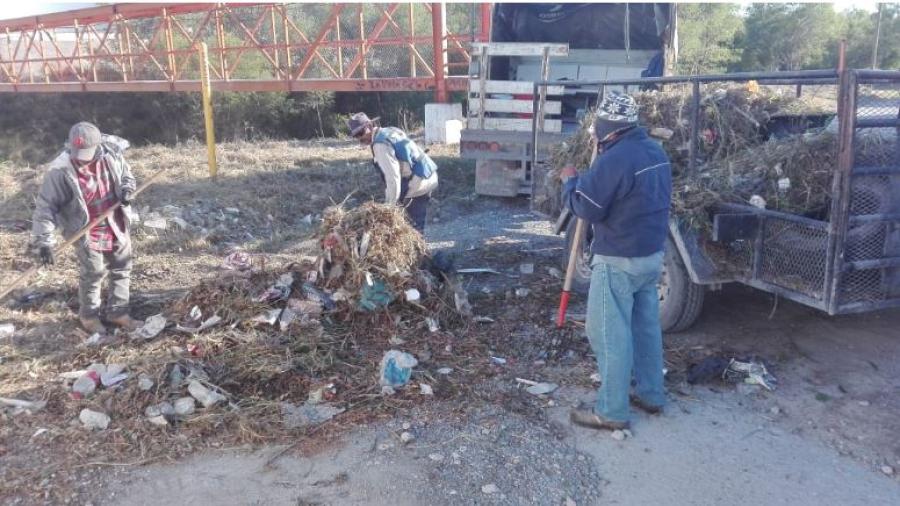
left=2, top=2, right=97, bottom=20
left=0, top=1, right=884, bottom=21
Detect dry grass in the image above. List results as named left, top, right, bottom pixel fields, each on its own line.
left=318, top=202, right=427, bottom=295
left=0, top=138, right=481, bottom=502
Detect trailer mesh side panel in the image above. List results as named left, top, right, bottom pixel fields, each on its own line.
left=837, top=78, right=900, bottom=311
left=760, top=219, right=828, bottom=300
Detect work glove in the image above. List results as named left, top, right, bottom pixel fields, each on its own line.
left=38, top=246, right=54, bottom=267
left=120, top=190, right=134, bottom=206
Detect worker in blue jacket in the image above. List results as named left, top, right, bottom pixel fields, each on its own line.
left=347, top=112, right=438, bottom=233
left=560, top=91, right=672, bottom=432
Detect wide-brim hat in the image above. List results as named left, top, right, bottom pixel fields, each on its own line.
left=347, top=112, right=380, bottom=137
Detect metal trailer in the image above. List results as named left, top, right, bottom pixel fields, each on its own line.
left=530, top=67, right=900, bottom=332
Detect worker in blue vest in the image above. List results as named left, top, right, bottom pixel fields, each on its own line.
left=347, top=112, right=438, bottom=233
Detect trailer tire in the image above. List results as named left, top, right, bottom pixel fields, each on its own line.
left=564, top=224, right=704, bottom=332
left=659, top=237, right=705, bottom=333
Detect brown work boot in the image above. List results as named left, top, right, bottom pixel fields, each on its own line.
left=569, top=409, right=630, bottom=431
left=630, top=395, right=664, bottom=415
left=107, top=314, right=143, bottom=331
left=79, top=316, right=107, bottom=335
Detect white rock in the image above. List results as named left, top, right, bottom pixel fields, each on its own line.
left=749, top=195, right=767, bottom=209
left=519, top=263, right=534, bottom=275
left=428, top=453, right=444, bottom=462
left=436, top=367, right=453, bottom=375
left=525, top=382, right=558, bottom=395
left=83, top=333, right=103, bottom=346
left=547, top=267, right=564, bottom=279
left=137, top=374, right=154, bottom=391
left=777, top=177, right=791, bottom=192
left=481, top=483, right=500, bottom=494
left=515, top=288, right=530, bottom=298
left=143, top=213, right=167, bottom=230
left=858, top=400, right=870, bottom=407
left=881, top=465, right=894, bottom=476
left=144, top=402, right=174, bottom=418
left=174, top=396, right=196, bottom=416
left=420, top=383, right=434, bottom=396
left=400, top=431, right=415, bottom=444
left=402, top=422, right=412, bottom=430
left=188, top=380, right=226, bottom=407
left=566, top=498, right=577, bottom=506
left=622, top=429, right=633, bottom=439
left=79, top=409, right=110, bottom=430
left=611, top=430, right=626, bottom=441
left=147, top=415, right=168, bottom=426
left=0, top=323, right=14, bottom=339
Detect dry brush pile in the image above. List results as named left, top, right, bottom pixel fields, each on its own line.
left=542, top=83, right=860, bottom=228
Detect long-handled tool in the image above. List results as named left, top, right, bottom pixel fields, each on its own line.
left=556, top=143, right=598, bottom=328
left=0, top=168, right=166, bottom=301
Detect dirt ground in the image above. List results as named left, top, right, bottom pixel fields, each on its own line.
left=1, top=139, right=899, bottom=505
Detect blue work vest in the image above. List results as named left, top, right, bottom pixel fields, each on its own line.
left=372, top=127, right=437, bottom=179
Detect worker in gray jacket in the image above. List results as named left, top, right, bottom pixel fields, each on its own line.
left=347, top=112, right=439, bottom=232
left=31, top=122, right=143, bottom=335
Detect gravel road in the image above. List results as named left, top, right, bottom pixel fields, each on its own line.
left=103, top=197, right=900, bottom=505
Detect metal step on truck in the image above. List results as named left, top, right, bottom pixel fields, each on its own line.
left=530, top=63, right=900, bottom=332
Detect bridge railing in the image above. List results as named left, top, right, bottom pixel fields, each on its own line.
left=0, top=2, right=489, bottom=98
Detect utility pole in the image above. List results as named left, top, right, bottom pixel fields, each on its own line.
left=872, top=3, right=883, bottom=69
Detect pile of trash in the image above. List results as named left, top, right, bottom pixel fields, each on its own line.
left=316, top=201, right=429, bottom=310
left=687, top=356, right=778, bottom=391
left=1, top=202, right=480, bottom=461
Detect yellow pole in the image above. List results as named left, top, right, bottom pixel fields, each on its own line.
left=198, top=42, right=217, bottom=178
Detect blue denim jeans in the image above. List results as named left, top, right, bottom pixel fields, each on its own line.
left=586, top=251, right=666, bottom=422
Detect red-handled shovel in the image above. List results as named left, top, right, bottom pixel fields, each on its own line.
left=556, top=142, right=598, bottom=328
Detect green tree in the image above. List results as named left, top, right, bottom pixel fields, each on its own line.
left=838, top=4, right=900, bottom=70
left=739, top=3, right=842, bottom=71
left=676, top=3, right=743, bottom=75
